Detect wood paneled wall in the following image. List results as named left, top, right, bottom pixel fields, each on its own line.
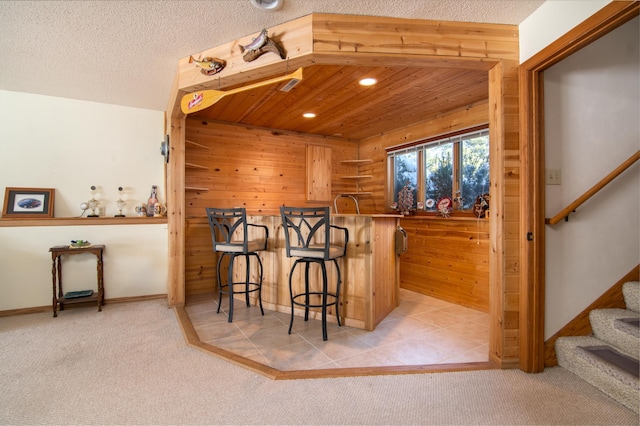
left=185, top=218, right=215, bottom=296
left=183, top=112, right=492, bottom=309
left=357, top=102, right=491, bottom=310
left=488, top=60, right=521, bottom=365
left=183, top=118, right=357, bottom=294
left=184, top=118, right=357, bottom=218
left=399, top=218, right=490, bottom=312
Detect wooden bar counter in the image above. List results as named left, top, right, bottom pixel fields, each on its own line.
left=202, top=214, right=402, bottom=331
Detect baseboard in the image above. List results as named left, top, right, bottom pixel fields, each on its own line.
left=0, top=294, right=168, bottom=317
left=544, top=264, right=639, bottom=367
left=104, top=294, right=167, bottom=304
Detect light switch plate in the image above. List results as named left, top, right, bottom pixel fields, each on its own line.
left=545, top=168, right=561, bottom=185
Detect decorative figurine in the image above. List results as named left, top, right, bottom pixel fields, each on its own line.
left=87, top=185, right=99, bottom=217
left=189, top=56, right=226, bottom=76
left=240, top=29, right=285, bottom=62
left=473, top=193, right=490, bottom=218
left=134, top=203, right=147, bottom=217
left=453, top=190, right=464, bottom=210
left=396, top=181, right=415, bottom=215
left=115, top=186, right=126, bottom=217
left=436, top=197, right=453, bottom=218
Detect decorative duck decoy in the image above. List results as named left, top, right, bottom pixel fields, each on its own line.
left=239, top=29, right=286, bottom=62
left=189, top=56, right=226, bottom=76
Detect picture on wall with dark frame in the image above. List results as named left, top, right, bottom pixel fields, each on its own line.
left=2, top=187, right=55, bottom=218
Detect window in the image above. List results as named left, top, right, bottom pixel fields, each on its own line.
left=387, top=126, right=489, bottom=212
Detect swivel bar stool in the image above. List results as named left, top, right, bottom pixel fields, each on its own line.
left=206, top=207, right=268, bottom=322
left=280, top=206, right=349, bottom=341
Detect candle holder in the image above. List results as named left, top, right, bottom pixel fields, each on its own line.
left=87, top=185, right=99, bottom=217
left=115, top=186, right=126, bottom=217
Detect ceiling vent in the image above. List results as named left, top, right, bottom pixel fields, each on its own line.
left=250, top=0, right=283, bottom=11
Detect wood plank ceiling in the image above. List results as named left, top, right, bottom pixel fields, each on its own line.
left=191, top=64, right=488, bottom=141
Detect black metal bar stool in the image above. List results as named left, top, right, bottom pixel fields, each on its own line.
left=280, top=206, right=349, bottom=341
left=206, top=207, right=268, bottom=322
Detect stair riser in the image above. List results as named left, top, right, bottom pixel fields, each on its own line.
left=555, top=336, right=639, bottom=414
left=623, top=281, right=639, bottom=312
left=590, top=308, right=640, bottom=359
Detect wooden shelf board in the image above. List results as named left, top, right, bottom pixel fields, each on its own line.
left=185, top=162, right=209, bottom=170
left=57, top=294, right=99, bottom=305
left=0, top=217, right=167, bottom=227
left=341, top=175, right=373, bottom=179
left=185, top=187, right=210, bottom=192
left=185, top=139, right=209, bottom=149
left=339, top=192, right=372, bottom=196
left=341, top=159, right=372, bottom=164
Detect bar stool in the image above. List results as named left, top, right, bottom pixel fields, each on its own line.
left=206, top=207, right=268, bottom=322
left=280, top=206, right=349, bottom=341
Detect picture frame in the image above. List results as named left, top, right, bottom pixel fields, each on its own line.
left=2, top=187, right=55, bottom=218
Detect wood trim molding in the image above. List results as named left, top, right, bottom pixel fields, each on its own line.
left=0, top=217, right=167, bottom=227
left=543, top=265, right=639, bottom=367
left=519, top=1, right=639, bottom=373
left=0, top=294, right=167, bottom=317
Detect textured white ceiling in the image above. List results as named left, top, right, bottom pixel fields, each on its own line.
left=0, top=0, right=544, bottom=111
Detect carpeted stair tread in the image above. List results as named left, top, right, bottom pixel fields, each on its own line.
left=556, top=335, right=639, bottom=413
left=623, top=281, right=639, bottom=312
left=581, top=345, right=639, bottom=379
left=590, top=308, right=640, bottom=359
left=615, top=318, right=640, bottom=338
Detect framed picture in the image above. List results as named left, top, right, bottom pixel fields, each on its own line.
left=2, top=187, right=55, bottom=218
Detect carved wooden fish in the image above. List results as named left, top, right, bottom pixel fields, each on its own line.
left=239, top=29, right=268, bottom=53
left=189, top=56, right=226, bottom=76
left=242, top=37, right=285, bottom=62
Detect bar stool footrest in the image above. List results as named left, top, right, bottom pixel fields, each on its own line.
left=291, top=292, right=338, bottom=309
left=219, top=282, right=262, bottom=295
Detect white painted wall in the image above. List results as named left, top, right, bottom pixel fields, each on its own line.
left=0, top=226, right=167, bottom=310
left=519, top=0, right=612, bottom=63
left=543, top=17, right=639, bottom=337
left=521, top=11, right=639, bottom=337
left=0, top=91, right=168, bottom=310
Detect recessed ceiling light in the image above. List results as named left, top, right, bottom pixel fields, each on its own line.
left=359, top=77, right=377, bottom=86
left=303, top=112, right=316, bottom=118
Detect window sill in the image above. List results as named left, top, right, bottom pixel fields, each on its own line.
left=386, top=211, right=488, bottom=221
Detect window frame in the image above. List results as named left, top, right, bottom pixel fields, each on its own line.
left=386, top=124, right=489, bottom=215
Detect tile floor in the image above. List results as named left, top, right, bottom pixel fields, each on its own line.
left=185, top=288, right=489, bottom=371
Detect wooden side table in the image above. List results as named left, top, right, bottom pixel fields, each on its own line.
left=49, top=245, right=105, bottom=317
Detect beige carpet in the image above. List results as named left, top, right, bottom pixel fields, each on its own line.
left=0, top=299, right=638, bottom=425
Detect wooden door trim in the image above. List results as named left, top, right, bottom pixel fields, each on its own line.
left=519, top=1, right=639, bottom=373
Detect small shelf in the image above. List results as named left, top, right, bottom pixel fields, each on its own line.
left=185, top=186, right=210, bottom=192
left=185, top=162, right=209, bottom=170
left=341, top=159, right=372, bottom=165
left=185, top=139, right=209, bottom=150
left=340, top=159, right=373, bottom=195
left=0, top=217, right=166, bottom=227
left=57, top=294, right=99, bottom=305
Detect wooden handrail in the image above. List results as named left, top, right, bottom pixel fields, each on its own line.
left=546, top=150, right=640, bottom=225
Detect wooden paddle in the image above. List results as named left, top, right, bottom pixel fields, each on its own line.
left=181, top=67, right=303, bottom=114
